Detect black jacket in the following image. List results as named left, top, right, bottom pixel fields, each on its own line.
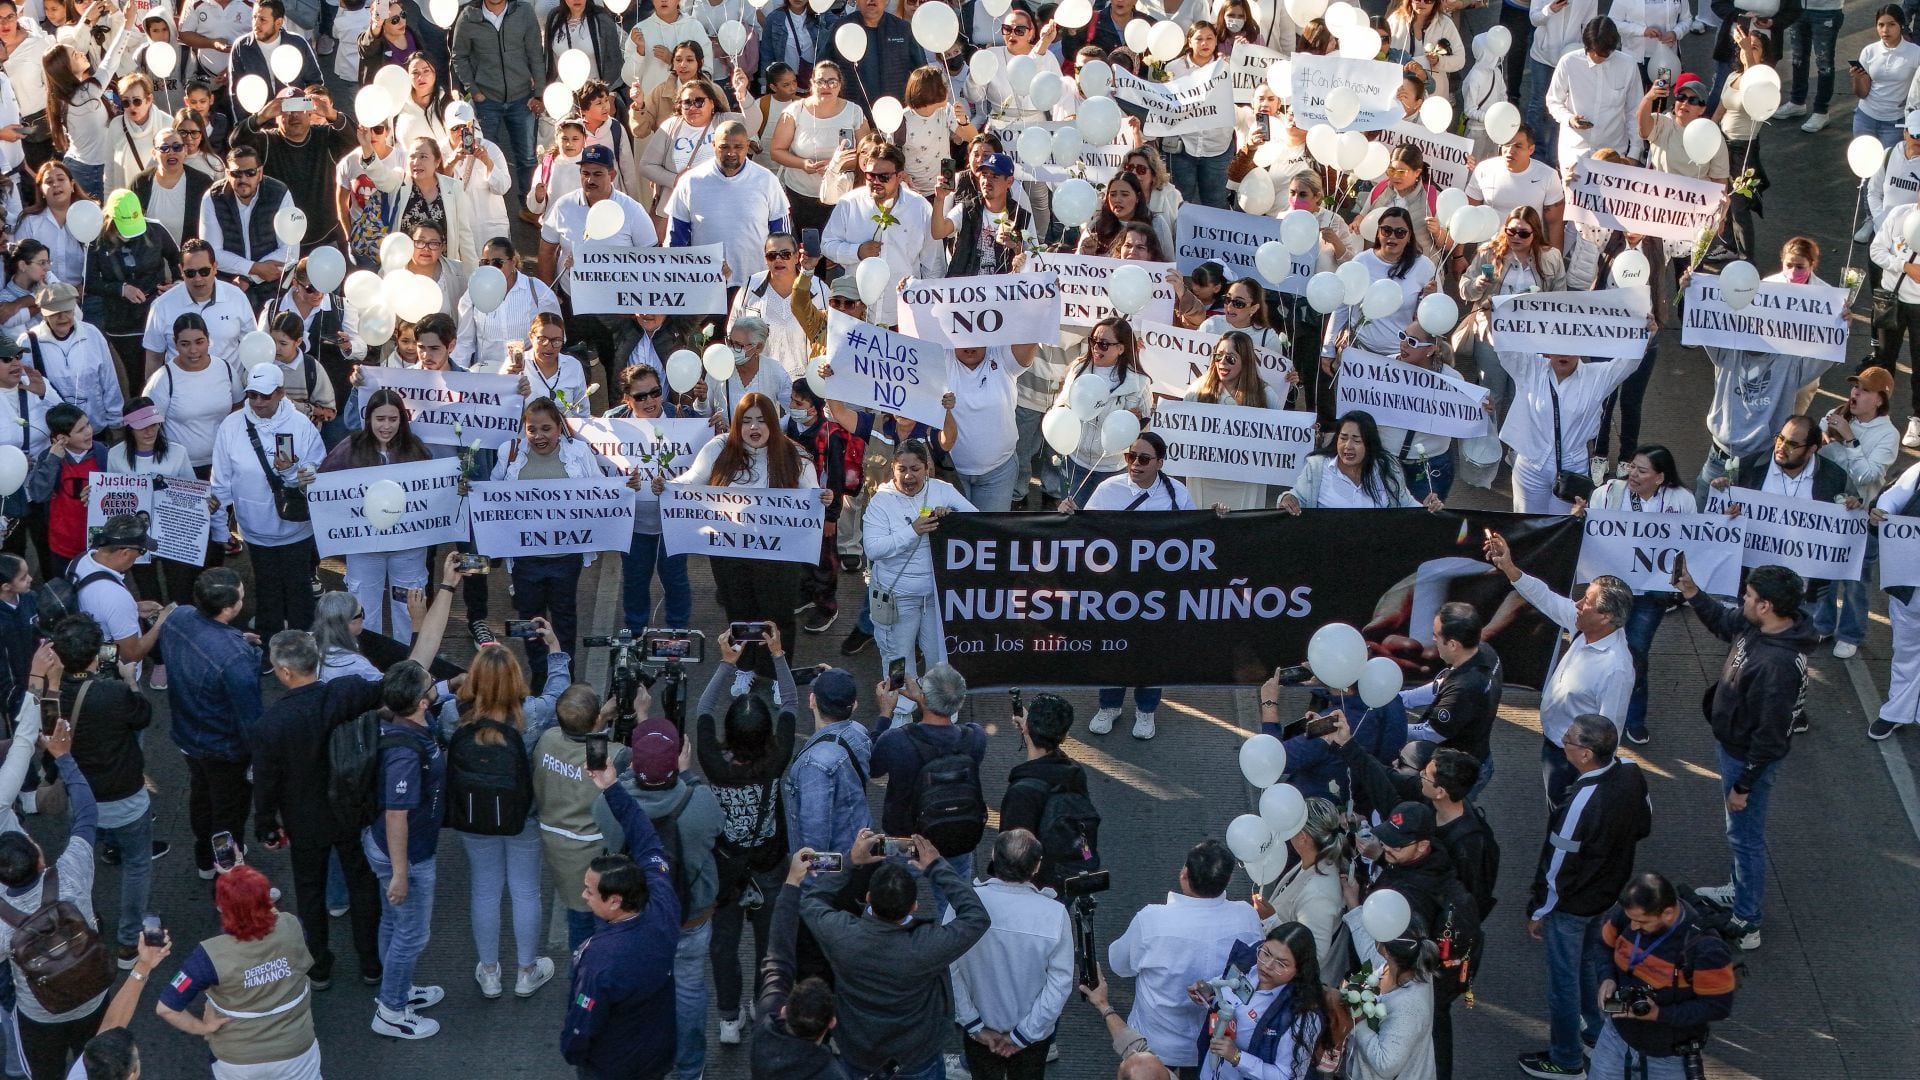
left=250, top=675, right=384, bottom=845
left=998, top=751, right=1091, bottom=887
left=815, top=12, right=928, bottom=112
left=750, top=882, right=855, bottom=1079
left=945, top=194, right=1031, bottom=278
left=86, top=228, right=182, bottom=336
left=1687, top=594, right=1816, bottom=791
left=132, top=167, right=212, bottom=243
left=1371, top=841, right=1459, bottom=937
left=1709, top=0, right=1801, bottom=64
left=1529, top=758, right=1652, bottom=919
left=233, top=117, right=356, bottom=249
left=1436, top=804, right=1500, bottom=921
left=63, top=673, right=151, bottom=805
left=1722, top=454, right=1847, bottom=505
left=1415, top=643, right=1502, bottom=766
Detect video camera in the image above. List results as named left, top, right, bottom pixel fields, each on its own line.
left=580, top=628, right=704, bottom=742
left=1062, top=870, right=1109, bottom=988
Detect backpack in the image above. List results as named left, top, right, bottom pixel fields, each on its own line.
left=1431, top=871, right=1485, bottom=1008
left=0, top=866, right=114, bottom=1015
left=903, top=724, right=987, bottom=859
left=445, top=718, right=534, bottom=835
left=327, top=710, right=417, bottom=832
left=34, top=568, right=120, bottom=626
left=648, top=782, right=699, bottom=920
left=1013, top=772, right=1101, bottom=883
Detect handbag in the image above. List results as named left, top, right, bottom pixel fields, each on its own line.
left=1547, top=379, right=1595, bottom=504
left=243, top=420, right=310, bottom=522
left=1873, top=286, right=1901, bottom=337
left=867, top=495, right=929, bottom=626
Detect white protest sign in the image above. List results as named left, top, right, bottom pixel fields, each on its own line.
left=469, top=477, right=637, bottom=557
left=568, top=243, right=728, bottom=315
left=659, top=484, right=825, bottom=565
left=1230, top=44, right=1283, bottom=104
left=87, top=474, right=153, bottom=564
left=1575, top=510, right=1745, bottom=596
left=821, top=311, right=950, bottom=428
left=898, top=273, right=1063, bottom=347
left=1703, top=486, right=1869, bottom=581
left=149, top=477, right=211, bottom=567
left=1382, top=121, right=1473, bottom=190
left=356, top=366, right=524, bottom=447
left=1335, top=349, right=1492, bottom=439
left=1150, top=399, right=1316, bottom=487
left=993, top=118, right=1129, bottom=184
left=1289, top=54, right=1403, bottom=132
left=306, top=458, right=468, bottom=557
left=1880, top=514, right=1920, bottom=589
left=1488, top=287, right=1654, bottom=360
left=1113, top=60, right=1235, bottom=138
left=570, top=416, right=710, bottom=484
left=1681, top=275, right=1850, bottom=363
left=1173, top=204, right=1314, bottom=294
left=1025, top=252, right=1176, bottom=329
left=1135, top=321, right=1292, bottom=403
left=1563, top=157, right=1724, bottom=242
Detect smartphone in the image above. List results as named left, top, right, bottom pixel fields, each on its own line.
left=389, top=585, right=411, bottom=604
left=887, top=656, right=907, bottom=690
left=275, top=432, right=295, bottom=459
left=142, top=914, right=163, bottom=947
left=729, top=620, right=768, bottom=643
left=212, top=831, right=238, bottom=872
left=1010, top=686, right=1023, bottom=719
left=801, top=228, right=821, bottom=259
left=281, top=96, right=315, bottom=113
left=457, top=553, right=491, bottom=574
left=504, top=619, right=540, bottom=640
left=583, top=731, right=609, bottom=771
left=39, top=699, right=57, bottom=736
left=1849, top=60, right=1866, bottom=71
left=882, top=837, right=917, bottom=859
left=97, top=642, right=119, bottom=667
left=1670, top=550, right=1688, bottom=589
left=939, top=158, right=956, bottom=185
left=837, top=128, right=854, bottom=149
left=811, top=852, right=845, bottom=873
left=1302, top=711, right=1340, bottom=738
left=1255, top=112, right=1271, bottom=140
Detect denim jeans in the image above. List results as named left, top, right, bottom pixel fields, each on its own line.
left=462, top=823, right=544, bottom=971
left=1693, top=445, right=1736, bottom=512
left=1013, top=405, right=1068, bottom=502
left=326, top=852, right=348, bottom=911
left=96, top=812, right=153, bottom=948
left=63, top=157, right=104, bottom=201
left=869, top=1055, right=947, bottom=1080
left=473, top=95, right=538, bottom=203
left=1063, top=461, right=1116, bottom=507
left=1467, top=754, right=1495, bottom=803
left=1098, top=686, right=1163, bottom=713
left=1716, top=743, right=1780, bottom=924
left=1623, top=594, right=1670, bottom=737
left=1812, top=536, right=1875, bottom=646
left=1169, top=146, right=1232, bottom=209
left=954, top=453, right=1020, bottom=513
left=1403, top=450, right=1454, bottom=503
left=1542, top=734, right=1579, bottom=809
left=674, top=922, right=713, bottom=1080
left=623, top=530, right=693, bottom=633
left=1542, top=909, right=1608, bottom=1069
left=364, top=837, right=438, bottom=1012
left=1590, top=1017, right=1689, bottom=1079
left=1788, top=9, right=1844, bottom=112
left=1855, top=110, right=1904, bottom=147
left=923, top=851, right=975, bottom=920
left=1526, top=58, right=1558, bottom=165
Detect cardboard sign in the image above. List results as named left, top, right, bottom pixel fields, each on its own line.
left=1489, top=287, right=1654, bottom=360
left=1024, top=252, right=1176, bottom=329
left=820, top=311, right=950, bottom=428
left=1150, top=399, right=1316, bottom=487
left=898, top=273, right=1064, bottom=348
left=660, top=484, right=825, bottom=564
left=567, top=244, right=728, bottom=315
left=1563, top=157, right=1724, bottom=243
left=469, top=478, right=638, bottom=556
left=1289, top=54, right=1403, bottom=132
left=1174, top=204, right=1314, bottom=294
left=1335, top=349, right=1492, bottom=439
left=1681, top=275, right=1850, bottom=363
left=1114, top=60, right=1236, bottom=138
left=306, top=458, right=469, bottom=557
left=1575, top=510, right=1745, bottom=595
left=356, top=366, right=525, bottom=448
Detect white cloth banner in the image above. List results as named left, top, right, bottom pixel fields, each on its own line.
left=1575, top=510, right=1746, bottom=596
left=898, top=273, right=1064, bottom=348
left=356, top=366, right=525, bottom=448
left=1880, top=515, right=1920, bottom=589
left=821, top=311, right=950, bottom=428
left=1488, top=287, right=1654, bottom=360
left=1680, top=275, right=1850, bottom=363
left=1334, top=349, right=1492, bottom=439
left=1025, top=252, right=1176, bottom=329
left=306, top=458, right=469, bottom=557
left=571, top=416, right=710, bottom=481
left=993, top=118, right=1130, bottom=184
left=1289, top=54, right=1403, bottom=132
left=87, top=473, right=210, bottom=566
left=659, top=484, right=825, bottom=564
left=568, top=243, right=728, bottom=315
left=469, top=478, right=637, bottom=557
left=1149, top=399, right=1316, bottom=487
left=1136, top=320, right=1292, bottom=403
left=1563, top=157, right=1724, bottom=242
left=1173, top=204, right=1313, bottom=294
left=1382, top=122, right=1474, bottom=190
left=1703, top=486, right=1869, bottom=581
left=1230, top=44, right=1283, bottom=103
left=1114, top=60, right=1236, bottom=137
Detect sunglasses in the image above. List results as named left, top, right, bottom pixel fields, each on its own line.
left=1376, top=224, right=1409, bottom=239
left=1089, top=337, right=1121, bottom=349
left=629, top=386, right=663, bottom=400
left=387, top=13, right=406, bottom=23
left=480, top=256, right=511, bottom=267
left=1224, top=296, right=1252, bottom=309
left=1397, top=330, right=1435, bottom=348
left=156, top=142, right=184, bottom=153
left=1774, top=434, right=1809, bottom=449
left=368, top=123, right=389, bottom=133
left=864, top=170, right=899, bottom=181
left=1505, top=226, right=1533, bottom=239
left=678, top=98, right=712, bottom=109
left=1674, top=94, right=1704, bottom=106
left=1122, top=451, right=1156, bottom=464
left=125, top=97, right=149, bottom=107
left=299, top=281, right=320, bottom=293
left=182, top=265, right=214, bottom=278
left=1002, top=24, right=1032, bottom=35
left=765, top=248, right=796, bottom=260
left=1124, top=163, right=1150, bottom=175
left=226, top=167, right=260, bottom=178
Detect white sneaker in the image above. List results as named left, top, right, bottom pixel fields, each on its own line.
left=719, top=1017, right=745, bottom=1044
left=1132, top=710, right=1157, bottom=740
left=327, top=903, right=349, bottom=918
left=1801, top=112, right=1829, bottom=133
left=1834, top=640, right=1859, bottom=659
left=1856, top=220, right=1876, bottom=243
left=1694, top=882, right=1736, bottom=907
left=1088, top=707, right=1120, bottom=735
left=475, top=963, right=502, bottom=999
left=1905, top=416, right=1920, bottom=449
left=515, top=957, right=555, bottom=998
left=1774, top=101, right=1809, bottom=120
left=944, top=1054, right=973, bottom=1080
left=1689, top=17, right=1709, bottom=34
left=407, top=985, right=445, bottom=1010
left=372, top=1003, right=440, bottom=1039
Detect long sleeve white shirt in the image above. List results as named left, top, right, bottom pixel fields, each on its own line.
left=1819, top=413, right=1900, bottom=504
left=1499, top=354, right=1644, bottom=471
left=820, top=188, right=941, bottom=327
left=1529, top=0, right=1599, bottom=66
left=1545, top=50, right=1644, bottom=169
left=862, top=479, right=976, bottom=598
left=18, top=321, right=120, bottom=433
left=209, top=399, right=325, bottom=547
left=453, top=272, right=562, bottom=373
left=1512, top=571, right=1636, bottom=745
left=1108, top=892, right=1265, bottom=1068
left=1609, top=0, right=1690, bottom=66
left=946, top=878, right=1075, bottom=1049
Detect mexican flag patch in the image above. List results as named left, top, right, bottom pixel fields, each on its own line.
left=574, top=993, right=594, bottom=1012
left=170, top=972, right=193, bottom=993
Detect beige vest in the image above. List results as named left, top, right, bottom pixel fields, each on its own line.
left=198, top=913, right=316, bottom=1065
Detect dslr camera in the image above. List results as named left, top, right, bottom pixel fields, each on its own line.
left=1605, top=983, right=1657, bottom=1018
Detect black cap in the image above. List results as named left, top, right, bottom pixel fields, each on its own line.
left=1372, top=802, right=1435, bottom=848
left=91, top=513, right=157, bottom=553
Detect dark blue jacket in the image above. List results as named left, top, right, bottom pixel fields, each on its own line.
left=1194, top=940, right=1316, bottom=1075
left=0, top=594, right=37, bottom=715
left=561, top=782, right=682, bottom=1077
left=1272, top=692, right=1407, bottom=804
left=815, top=12, right=928, bottom=112
left=160, top=608, right=262, bottom=763
left=760, top=5, right=827, bottom=85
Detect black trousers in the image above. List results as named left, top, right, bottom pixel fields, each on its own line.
left=290, top=832, right=383, bottom=981
left=961, top=1032, right=1052, bottom=1080
left=511, top=553, right=583, bottom=688
left=185, top=755, right=252, bottom=872
left=710, top=556, right=803, bottom=678
left=16, top=1001, right=103, bottom=1080
left=250, top=535, right=318, bottom=635
left=1868, top=297, right=1920, bottom=415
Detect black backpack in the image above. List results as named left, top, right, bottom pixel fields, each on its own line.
left=1431, top=871, right=1485, bottom=1008
left=445, top=718, right=534, bottom=835
left=34, top=569, right=119, bottom=627
left=327, top=710, right=417, bottom=832
left=648, top=782, right=699, bottom=919
left=904, top=724, right=987, bottom=859
left=1011, top=772, right=1102, bottom=883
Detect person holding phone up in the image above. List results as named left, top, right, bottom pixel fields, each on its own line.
left=209, top=363, right=324, bottom=635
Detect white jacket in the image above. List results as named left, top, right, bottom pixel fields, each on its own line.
left=210, top=399, right=325, bottom=547
left=862, top=479, right=976, bottom=598
left=489, top=432, right=604, bottom=566
left=1530, top=0, right=1599, bottom=66
left=1344, top=979, right=1437, bottom=1080
left=946, top=878, right=1075, bottom=1049
left=1589, top=479, right=1698, bottom=513
left=1109, top=892, right=1265, bottom=1068
left=1285, top=454, right=1421, bottom=510
left=1819, top=413, right=1900, bottom=504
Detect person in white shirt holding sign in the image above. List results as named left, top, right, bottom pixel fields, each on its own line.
left=1500, top=350, right=1643, bottom=514
left=1052, top=317, right=1151, bottom=508
left=1281, top=411, right=1439, bottom=513
left=1163, top=22, right=1236, bottom=211
left=1184, top=331, right=1283, bottom=512
left=209, top=363, right=324, bottom=637
left=861, top=439, right=974, bottom=718
left=1810, top=369, right=1900, bottom=661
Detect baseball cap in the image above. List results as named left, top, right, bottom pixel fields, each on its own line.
left=1372, top=802, right=1436, bottom=849
left=809, top=667, right=858, bottom=717
left=245, top=363, right=284, bottom=395
left=1907, top=109, right=1920, bottom=138
left=107, top=188, right=146, bottom=239
left=629, top=715, right=681, bottom=786
left=579, top=144, right=616, bottom=170
left=1850, top=367, right=1896, bottom=397
left=980, top=152, right=1014, bottom=178
left=92, top=513, right=158, bottom=553
left=444, top=100, right=476, bottom=129
left=828, top=276, right=863, bottom=302
left=34, top=283, right=77, bottom=314
left=1670, top=72, right=1706, bottom=99
left=0, top=337, right=22, bottom=361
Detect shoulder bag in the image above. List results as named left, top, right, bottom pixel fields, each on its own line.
left=243, top=420, right=311, bottom=522
left=1547, top=378, right=1595, bottom=504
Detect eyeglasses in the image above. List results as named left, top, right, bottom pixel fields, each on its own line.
left=1089, top=337, right=1121, bottom=350
left=1376, top=224, right=1409, bottom=239
left=182, top=265, right=214, bottom=278
left=864, top=169, right=899, bottom=181
left=156, top=142, right=184, bottom=153
left=416, top=238, right=446, bottom=250
left=764, top=248, right=796, bottom=260
left=1505, top=226, right=1533, bottom=239
left=1224, top=295, right=1252, bottom=309
left=828, top=296, right=861, bottom=308
left=1123, top=163, right=1150, bottom=175
left=1774, top=434, right=1810, bottom=449
left=815, top=78, right=841, bottom=88
left=179, top=129, right=202, bottom=139
left=629, top=386, right=663, bottom=401
left=125, top=97, right=148, bottom=107
left=1122, top=450, right=1156, bottom=464
left=226, top=167, right=260, bottom=179
left=1002, top=23, right=1032, bottom=36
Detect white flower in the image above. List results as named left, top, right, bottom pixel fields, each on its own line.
left=1361, top=989, right=1377, bottom=1003
left=1343, top=989, right=1361, bottom=1003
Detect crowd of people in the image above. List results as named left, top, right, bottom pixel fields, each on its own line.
left=0, top=0, right=1898, bottom=1078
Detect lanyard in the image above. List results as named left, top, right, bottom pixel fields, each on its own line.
left=1626, top=922, right=1679, bottom=973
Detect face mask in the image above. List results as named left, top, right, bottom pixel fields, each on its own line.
left=1289, top=195, right=1315, bottom=210
left=1223, top=15, right=1245, bottom=31
left=1788, top=267, right=1810, bottom=284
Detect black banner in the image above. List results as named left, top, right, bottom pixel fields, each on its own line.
left=931, top=509, right=1583, bottom=689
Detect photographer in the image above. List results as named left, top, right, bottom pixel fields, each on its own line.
left=532, top=683, right=632, bottom=954
left=1000, top=693, right=1100, bottom=892
left=1591, top=873, right=1736, bottom=1080
left=750, top=849, right=846, bottom=1078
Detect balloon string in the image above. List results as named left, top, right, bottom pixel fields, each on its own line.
left=1843, top=179, right=1866, bottom=284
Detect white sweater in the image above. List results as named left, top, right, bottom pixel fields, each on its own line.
left=862, top=479, right=975, bottom=598
left=1344, top=979, right=1437, bottom=1080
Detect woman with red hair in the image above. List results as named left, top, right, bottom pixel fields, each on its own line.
left=155, top=864, right=320, bottom=1077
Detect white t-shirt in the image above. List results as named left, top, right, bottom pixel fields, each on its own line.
left=1085, top=471, right=1197, bottom=511
left=1465, top=157, right=1565, bottom=219
left=664, top=159, right=792, bottom=288
left=1861, top=38, right=1920, bottom=122
left=902, top=106, right=958, bottom=195
left=143, top=172, right=190, bottom=247
left=141, top=359, right=243, bottom=468
left=142, top=281, right=256, bottom=367
left=70, top=551, right=139, bottom=642
left=180, top=0, right=255, bottom=78
left=540, top=190, right=658, bottom=293
left=945, top=348, right=1021, bottom=476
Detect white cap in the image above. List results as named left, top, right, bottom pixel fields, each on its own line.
left=1906, top=108, right=1920, bottom=138
left=444, top=100, right=476, bottom=129
left=245, top=363, right=284, bottom=395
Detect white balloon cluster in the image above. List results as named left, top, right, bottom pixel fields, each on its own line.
left=1229, top=734, right=1309, bottom=886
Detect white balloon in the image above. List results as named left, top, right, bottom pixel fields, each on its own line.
left=1239, top=734, right=1288, bottom=788
left=835, top=22, right=868, bottom=63
left=542, top=81, right=576, bottom=120
left=238, top=331, right=276, bottom=368
left=1325, top=86, right=1361, bottom=130
left=1610, top=249, right=1652, bottom=288
left=1054, top=0, right=1093, bottom=29
left=1041, top=406, right=1081, bottom=455
left=354, top=84, right=396, bottom=127
left=379, top=233, right=415, bottom=274
left=1015, top=125, right=1052, bottom=168
left=466, top=265, right=509, bottom=314
left=1267, top=58, right=1294, bottom=96
left=374, top=64, right=411, bottom=104
left=558, top=48, right=593, bottom=91
left=1362, top=889, right=1412, bottom=943
left=870, top=96, right=906, bottom=133
left=1744, top=63, right=1782, bottom=90
left=144, top=42, right=178, bottom=80
left=1483, top=24, right=1512, bottom=58
left=1682, top=117, right=1724, bottom=165
left=1718, top=261, right=1761, bottom=311
left=1245, top=845, right=1289, bottom=889
left=855, top=256, right=892, bottom=307
left=1355, top=207, right=1385, bottom=244
left=305, top=246, right=347, bottom=294
left=1849, top=135, right=1885, bottom=180
left=428, top=0, right=460, bottom=28
left=1335, top=260, right=1371, bottom=305
left=584, top=198, right=627, bottom=241
left=703, top=342, right=737, bottom=384
left=1237, top=167, right=1276, bottom=215
left=364, top=479, right=406, bottom=532
left=1306, top=622, right=1367, bottom=690
left=1484, top=101, right=1521, bottom=146
left=1361, top=278, right=1402, bottom=321
left=1076, top=95, right=1122, bottom=145
left=1258, top=783, right=1308, bottom=841
left=343, top=269, right=383, bottom=310
left=269, top=44, right=305, bottom=85
left=1051, top=126, right=1083, bottom=166
left=1099, top=409, right=1141, bottom=455
left=1305, top=122, right=1340, bottom=166
left=1067, top=372, right=1108, bottom=419
left=1355, top=141, right=1391, bottom=182
left=1434, top=188, right=1468, bottom=231
left=968, top=49, right=1000, bottom=88
left=1305, top=272, right=1345, bottom=314
left=1739, top=0, right=1780, bottom=16
left=1358, top=655, right=1404, bottom=708
left=1052, top=178, right=1098, bottom=228
left=665, top=350, right=703, bottom=394
left=1124, top=15, right=1153, bottom=54
left=1148, top=22, right=1186, bottom=63
left=1006, top=54, right=1038, bottom=96
left=1420, top=96, right=1453, bottom=135
left=273, top=205, right=307, bottom=248
left=1107, top=264, right=1153, bottom=316
left=1286, top=0, right=1330, bottom=25
left=235, top=74, right=270, bottom=116
left=1028, top=72, right=1064, bottom=112
left=1742, top=78, right=1780, bottom=123
left=1417, top=293, right=1460, bottom=336
left=1225, top=814, right=1275, bottom=864
left=360, top=307, right=396, bottom=347
left=1255, top=241, right=1291, bottom=283
left=809, top=0, right=833, bottom=11
left=65, top=200, right=102, bottom=244
left=1336, top=28, right=1381, bottom=60
left=0, top=446, right=26, bottom=497
left=1324, top=2, right=1363, bottom=31
left=1077, top=59, right=1113, bottom=99
left=1334, top=129, right=1368, bottom=172
left=394, top=275, right=444, bottom=322
left=1280, top=210, right=1318, bottom=255
left=718, top=19, right=748, bottom=57
left=910, top=2, right=960, bottom=52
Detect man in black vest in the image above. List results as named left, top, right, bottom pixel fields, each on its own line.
left=198, top=145, right=298, bottom=311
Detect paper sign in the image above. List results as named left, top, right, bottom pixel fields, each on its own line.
left=1335, top=349, right=1492, bottom=439
left=87, top=474, right=153, bottom=564
left=1382, top=121, right=1474, bottom=190
left=570, top=416, right=710, bottom=486
left=469, top=478, right=637, bottom=557
left=1575, top=510, right=1745, bottom=595
left=1114, top=60, right=1236, bottom=138
left=1680, top=275, right=1850, bottom=364
left=150, top=477, right=211, bottom=567
left=356, top=366, right=525, bottom=448
left=1230, top=44, right=1283, bottom=104
left=1150, top=399, right=1316, bottom=487
left=1489, top=288, right=1654, bottom=360
left=1173, top=204, right=1314, bottom=294
left=1025, top=252, right=1176, bottom=329
left=898, top=273, right=1064, bottom=348
left=1563, top=157, right=1725, bottom=242
left=1289, top=54, right=1403, bottom=132
left=992, top=118, right=1130, bottom=185
left=1136, top=320, right=1292, bottom=404
left=659, top=484, right=825, bottom=565
left=821, top=311, right=950, bottom=428
left=1703, top=486, right=1869, bottom=581
left=306, top=458, right=469, bottom=557
left=1879, top=514, right=1920, bottom=589
left=568, top=244, right=728, bottom=315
